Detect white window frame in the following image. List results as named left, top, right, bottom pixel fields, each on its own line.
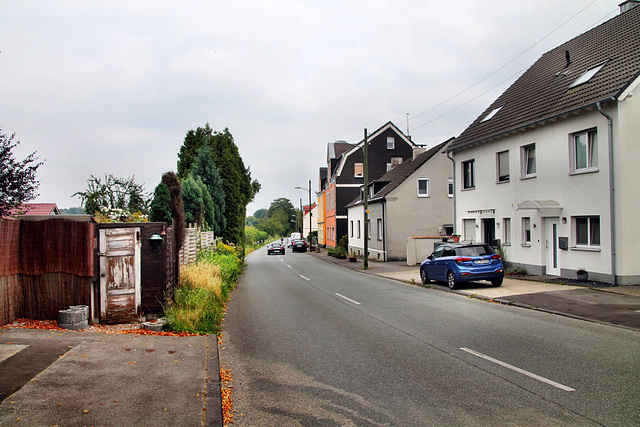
left=574, top=216, right=600, bottom=248
left=503, top=218, right=511, bottom=245
left=447, top=178, right=454, bottom=198
left=367, top=219, right=371, bottom=239
left=387, top=136, right=395, bottom=150
left=377, top=218, right=383, bottom=240
left=350, top=220, right=354, bottom=237
left=462, top=159, right=475, bottom=189
left=354, top=163, right=364, bottom=178
left=463, top=219, right=476, bottom=241
left=496, top=150, right=510, bottom=183
left=521, top=144, right=536, bottom=179
left=417, top=177, right=430, bottom=197
left=522, top=217, right=531, bottom=245
left=357, top=220, right=361, bottom=239
left=570, top=129, right=598, bottom=173
left=570, top=62, right=607, bottom=88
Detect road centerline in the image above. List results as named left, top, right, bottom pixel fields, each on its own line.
left=300, top=275, right=310, bottom=281
left=335, top=293, right=361, bottom=305
left=460, top=347, right=576, bottom=392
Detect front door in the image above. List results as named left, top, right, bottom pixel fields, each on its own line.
left=545, top=218, right=560, bottom=276
left=99, top=228, right=141, bottom=323
left=482, top=218, right=496, bottom=246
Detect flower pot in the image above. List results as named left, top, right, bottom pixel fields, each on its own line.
left=577, top=272, right=588, bottom=282
left=452, top=236, right=460, bottom=242
left=349, top=256, right=357, bottom=262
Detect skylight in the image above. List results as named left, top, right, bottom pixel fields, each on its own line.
left=481, top=105, right=504, bottom=123
left=570, top=62, right=607, bottom=88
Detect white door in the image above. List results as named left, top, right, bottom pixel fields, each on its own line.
left=545, top=218, right=560, bottom=276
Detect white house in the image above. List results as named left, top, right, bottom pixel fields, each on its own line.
left=447, top=2, right=640, bottom=285
left=347, top=139, right=454, bottom=261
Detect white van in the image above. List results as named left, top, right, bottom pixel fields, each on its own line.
left=289, top=232, right=302, bottom=247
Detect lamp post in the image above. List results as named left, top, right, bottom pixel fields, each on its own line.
left=295, top=180, right=313, bottom=251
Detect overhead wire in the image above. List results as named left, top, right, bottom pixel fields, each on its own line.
left=406, top=0, right=618, bottom=134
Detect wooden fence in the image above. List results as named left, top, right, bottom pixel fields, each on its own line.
left=178, top=227, right=216, bottom=266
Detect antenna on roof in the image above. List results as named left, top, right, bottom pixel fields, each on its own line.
left=565, top=50, right=571, bottom=68
left=406, top=112, right=411, bottom=140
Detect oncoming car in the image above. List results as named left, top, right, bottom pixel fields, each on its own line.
left=267, top=241, right=285, bottom=255
left=420, top=243, right=504, bottom=290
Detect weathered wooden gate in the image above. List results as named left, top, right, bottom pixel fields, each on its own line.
left=99, top=227, right=141, bottom=323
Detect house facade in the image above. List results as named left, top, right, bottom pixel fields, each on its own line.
left=447, top=3, right=640, bottom=284
left=347, top=139, right=454, bottom=261
left=319, top=121, right=419, bottom=248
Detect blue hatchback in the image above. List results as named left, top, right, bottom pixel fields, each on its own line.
left=420, top=243, right=504, bottom=290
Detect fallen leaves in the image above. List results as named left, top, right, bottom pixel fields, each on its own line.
left=3, top=318, right=200, bottom=337
left=220, top=367, right=234, bottom=425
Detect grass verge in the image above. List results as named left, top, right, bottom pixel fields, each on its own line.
left=164, top=242, right=243, bottom=335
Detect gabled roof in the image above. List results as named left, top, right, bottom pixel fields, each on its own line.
left=334, top=121, right=417, bottom=178
left=449, top=5, right=640, bottom=151
left=2, top=203, right=60, bottom=218
left=346, top=138, right=454, bottom=207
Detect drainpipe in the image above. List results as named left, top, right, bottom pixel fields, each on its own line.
left=446, top=151, right=457, bottom=235
left=597, top=102, right=616, bottom=286
left=382, top=201, right=386, bottom=261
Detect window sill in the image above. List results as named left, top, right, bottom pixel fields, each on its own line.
left=502, top=243, right=511, bottom=246
left=569, top=168, right=599, bottom=176
left=520, top=243, right=531, bottom=247
left=461, top=187, right=476, bottom=191
left=417, top=195, right=430, bottom=198
left=520, top=175, right=537, bottom=180
left=570, top=246, right=601, bottom=252
left=496, top=179, right=510, bottom=184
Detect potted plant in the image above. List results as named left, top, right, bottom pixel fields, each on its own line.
left=348, top=252, right=357, bottom=262
left=576, top=268, right=588, bottom=282
left=452, top=234, right=461, bottom=243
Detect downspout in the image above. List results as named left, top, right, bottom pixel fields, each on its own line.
left=382, top=200, right=387, bottom=261
left=597, top=102, right=616, bottom=285
left=446, top=151, right=457, bottom=235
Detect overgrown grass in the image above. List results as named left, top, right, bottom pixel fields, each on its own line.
left=164, top=242, right=243, bottom=335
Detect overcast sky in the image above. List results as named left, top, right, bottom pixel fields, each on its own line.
left=1, top=0, right=621, bottom=215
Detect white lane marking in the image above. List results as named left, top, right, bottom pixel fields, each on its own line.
left=460, top=347, right=575, bottom=392
left=335, top=293, right=361, bottom=305
left=287, top=265, right=292, bottom=269
left=300, top=275, right=310, bottom=281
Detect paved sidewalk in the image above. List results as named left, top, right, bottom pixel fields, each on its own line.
left=308, top=250, right=640, bottom=331
left=0, top=329, right=222, bottom=426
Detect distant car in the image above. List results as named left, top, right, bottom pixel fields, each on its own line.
left=420, top=243, right=504, bottom=290
left=267, top=241, right=285, bottom=255
left=289, top=233, right=302, bottom=247
left=291, top=238, right=307, bottom=253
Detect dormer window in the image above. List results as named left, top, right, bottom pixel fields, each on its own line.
left=570, top=62, right=607, bottom=88
left=481, top=105, right=504, bottom=123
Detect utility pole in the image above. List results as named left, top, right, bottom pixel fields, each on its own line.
left=307, top=179, right=313, bottom=251
left=363, top=128, right=369, bottom=270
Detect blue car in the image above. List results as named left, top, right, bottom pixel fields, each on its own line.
left=420, top=243, right=504, bottom=290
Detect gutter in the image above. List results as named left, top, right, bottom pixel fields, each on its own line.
left=597, top=101, right=617, bottom=286
left=446, top=151, right=457, bottom=234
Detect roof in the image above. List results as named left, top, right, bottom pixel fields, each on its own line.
left=2, top=203, right=60, bottom=218
left=449, top=5, right=640, bottom=151
left=346, top=138, right=454, bottom=207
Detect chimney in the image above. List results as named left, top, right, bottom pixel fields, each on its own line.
left=413, top=147, right=426, bottom=160
left=620, top=0, right=640, bottom=13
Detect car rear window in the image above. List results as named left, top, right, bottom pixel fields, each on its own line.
left=455, top=245, right=495, bottom=257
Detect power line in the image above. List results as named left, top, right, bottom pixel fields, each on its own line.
left=407, top=0, right=615, bottom=133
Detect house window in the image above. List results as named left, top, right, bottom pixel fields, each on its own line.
left=463, top=219, right=476, bottom=241
left=377, top=218, right=383, bottom=240
left=570, top=62, right=607, bottom=88
left=462, top=160, right=475, bottom=189
left=387, top=136, right=395, bottom=149
left=521, top=144, right=536, bottom=178
left=390, top=157, right=403, bottom=169
left=354, top=163, right=363, bottom=178
left=417, top=178, right=430, bottom=197
left=386, top=163, right=392, bottom=172
left=571, top=129, right=598, bottom=172
left=503, top=218, right=511, bottom=245
left=522, top=217, right=531, bottom=245
left=357, top=220, right=361, bottom=238
left=481, top=105, right=504, bottom=122
left=497, top=150, right=509, bottom=182
left=367, top=219, right=371, bottom=239
left=350, top=220, right=354, bottom=237
left=447, top=178, right=454, bottom=198
left=575, top=216, right=600, bottom=247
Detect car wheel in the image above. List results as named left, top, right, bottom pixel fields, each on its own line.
left=420, top=268, right=431, bottom=285
left=447, top=271, right=458, bottom=290
left=491, top=278, right=503, bottom=287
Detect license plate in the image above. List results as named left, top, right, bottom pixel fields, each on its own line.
left=475, top=259, right=490, bottom=264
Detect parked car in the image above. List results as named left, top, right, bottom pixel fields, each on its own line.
left=291, top=238, right=307, bottom=253
left=267, top=241, right=285, bottom=255
left=288, top=233, right=302, bottom=247
left=420, top=243, right=504, bottom=290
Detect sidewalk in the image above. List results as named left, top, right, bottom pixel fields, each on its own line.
left=308, top=250, right=640, bottom=331
left=0, top=329, right=222, bottom=426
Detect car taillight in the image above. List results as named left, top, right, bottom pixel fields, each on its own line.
left=455, top=257, right=472, bottom=263
left=491, top=254, right=501, bottom=259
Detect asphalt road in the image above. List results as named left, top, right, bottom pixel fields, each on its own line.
left=220, top=248, right=640, bottom=426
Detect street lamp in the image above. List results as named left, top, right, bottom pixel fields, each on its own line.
left=295, top=180, right=313, bottom=250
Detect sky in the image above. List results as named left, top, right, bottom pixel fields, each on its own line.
left=0, top=0, right=622, bottom=215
